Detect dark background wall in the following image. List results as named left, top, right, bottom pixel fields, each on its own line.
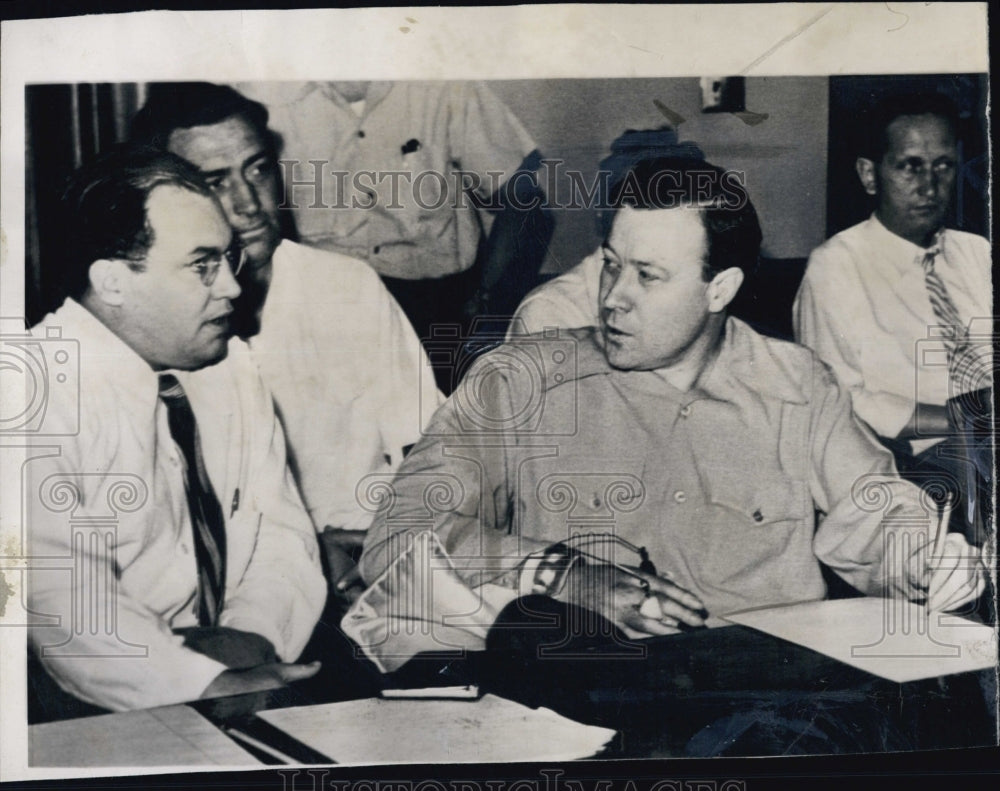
left=826, top=73, right=989, bottom=240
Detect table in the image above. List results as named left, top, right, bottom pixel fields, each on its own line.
left=29, top=614, right=997, bottom=765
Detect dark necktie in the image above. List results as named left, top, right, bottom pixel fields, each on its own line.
left=158, top=374, right=227, bottom=626
left=921, top=244, right=976, bottom=393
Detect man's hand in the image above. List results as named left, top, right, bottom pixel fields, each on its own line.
left=559, top=562, right=707, bottom=638
left=907, top=531, right=986, bottom=612
left=177, top=627, right=277, bottom=669
left=200, top=661, right=322, bottom=700
left=321, top=527, right=367, bottom=605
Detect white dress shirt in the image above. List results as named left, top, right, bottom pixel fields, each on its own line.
left=248, top=240, right=443, bottom=532
left=26, top=299, right=326, bottom=711
left=794, top=215, right=991, bottom=454
left=507, top=250, right=603, bottom=339
left=235, top=81, right=538, bottom=280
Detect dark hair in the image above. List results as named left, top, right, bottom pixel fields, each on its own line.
left=130, top=82, right=273, bottom=152
left=595, top=126, right=705, bottom=236
left=607, top=156, right=762, bottom=281
left=60, top=145, right=214, bottom=301
left=860, top=92, right=959, bottom=161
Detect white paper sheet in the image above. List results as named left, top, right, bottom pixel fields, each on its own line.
left=724, top=598, right=997, bottom=683
left=257, top=694, right=617, bottom=764
left=29, top=706, right=259, bottom=767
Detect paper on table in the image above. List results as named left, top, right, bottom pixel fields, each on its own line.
left=29, top=705, right=259, bottom=767
left=724, top=597, right=997, bottom=683
left=257, top=694, right=617, bottom=764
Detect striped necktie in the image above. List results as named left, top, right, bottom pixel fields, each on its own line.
left=921, top=243, right=976, bottom=393
left=158, top=374, right=227, bottom=626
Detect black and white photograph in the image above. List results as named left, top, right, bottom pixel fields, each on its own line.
left=0, top=3, right=995, bottom=788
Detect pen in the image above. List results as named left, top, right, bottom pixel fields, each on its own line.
left=926, top=493, right=952, bottom=614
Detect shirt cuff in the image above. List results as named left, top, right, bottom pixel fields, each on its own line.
left=177, top=651, right=232, bottom=703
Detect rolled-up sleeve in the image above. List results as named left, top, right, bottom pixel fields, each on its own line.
left=451, top=81, right=538, bottom=197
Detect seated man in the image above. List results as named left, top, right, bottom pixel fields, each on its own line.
left=27, top=148, right=325, bottom=713
left=357, top=156, right=982, bottom=654
left=233, top=80, right=551, bottom=361
left=130, top=83, right=443, bottom=598
left=793, top=93, right=991, bottom=542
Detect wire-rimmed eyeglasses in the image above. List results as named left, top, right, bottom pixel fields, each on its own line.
left=197, top=245, right=248, bottom=286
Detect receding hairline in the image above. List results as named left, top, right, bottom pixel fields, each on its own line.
left=884, top=111, right=957, bottom=138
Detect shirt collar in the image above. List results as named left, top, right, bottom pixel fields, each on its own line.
left=596, top=317, right=808, bottom=406
left=308, top=81, right=393, bottom=114
left=867, top=213, right=946, bottom=273
left=57, top=297, right=162, bottom=427
left=696, top=317, right=809, bottom=405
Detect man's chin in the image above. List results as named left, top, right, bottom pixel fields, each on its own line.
left=907, top=210, right=947, bottom=238
left=243, top=234, right=280, bottom=269
left=186, top=341, right=231, bottom=371
left=604, top=347, right=637, bottom=371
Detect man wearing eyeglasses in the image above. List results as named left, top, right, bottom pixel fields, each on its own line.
left=130, top=84, right=443, bottom=607
left=26, top=148, right=326, bottom=715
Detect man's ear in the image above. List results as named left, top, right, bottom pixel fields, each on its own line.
left=87, top=259, right=128, bottom=307
left=707, top=266, right=744, bottom=313
left=856, top=157, right=878, bottom=196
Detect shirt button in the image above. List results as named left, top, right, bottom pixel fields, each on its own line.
left=357, top=130, right=366, bottom=138
left=673, top=491, right=687, bottom=504
left=680, top=405, right=692, bottom=418
left=373, top=245, right=381, bottom=254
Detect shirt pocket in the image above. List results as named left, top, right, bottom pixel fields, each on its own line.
left=693, top=455, right=809, bottom=536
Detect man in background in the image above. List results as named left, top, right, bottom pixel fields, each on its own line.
left=236, top=80, right=551, bottom=384
left=131, top=83, right=443, bottom=602
left=794, top=92, right=992, bottom=544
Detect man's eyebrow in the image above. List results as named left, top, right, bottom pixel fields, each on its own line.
left=198, top=167, right=229, bottom=181
left=185, top=245, right=223, bottom=260
left=243, top=150, right=272, bottom=169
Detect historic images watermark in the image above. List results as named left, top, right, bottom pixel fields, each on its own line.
left=278, top=770, right=747, bottom=791
left=279, top=160, right=749, bottom=213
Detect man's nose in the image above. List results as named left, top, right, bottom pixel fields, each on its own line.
left=230, top=177, right=261, bottom=216
left=601, top=269, right=633, bottom=311
left=916, top=167, right=941, bottom=198
left=212, top=258, right=242, bottom=301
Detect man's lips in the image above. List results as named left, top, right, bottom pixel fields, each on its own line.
left=236, top=223, right=271, bottom=242
left=602, top=323, right=631, bottom=340
left=205, top=312, right=232, bottom=329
